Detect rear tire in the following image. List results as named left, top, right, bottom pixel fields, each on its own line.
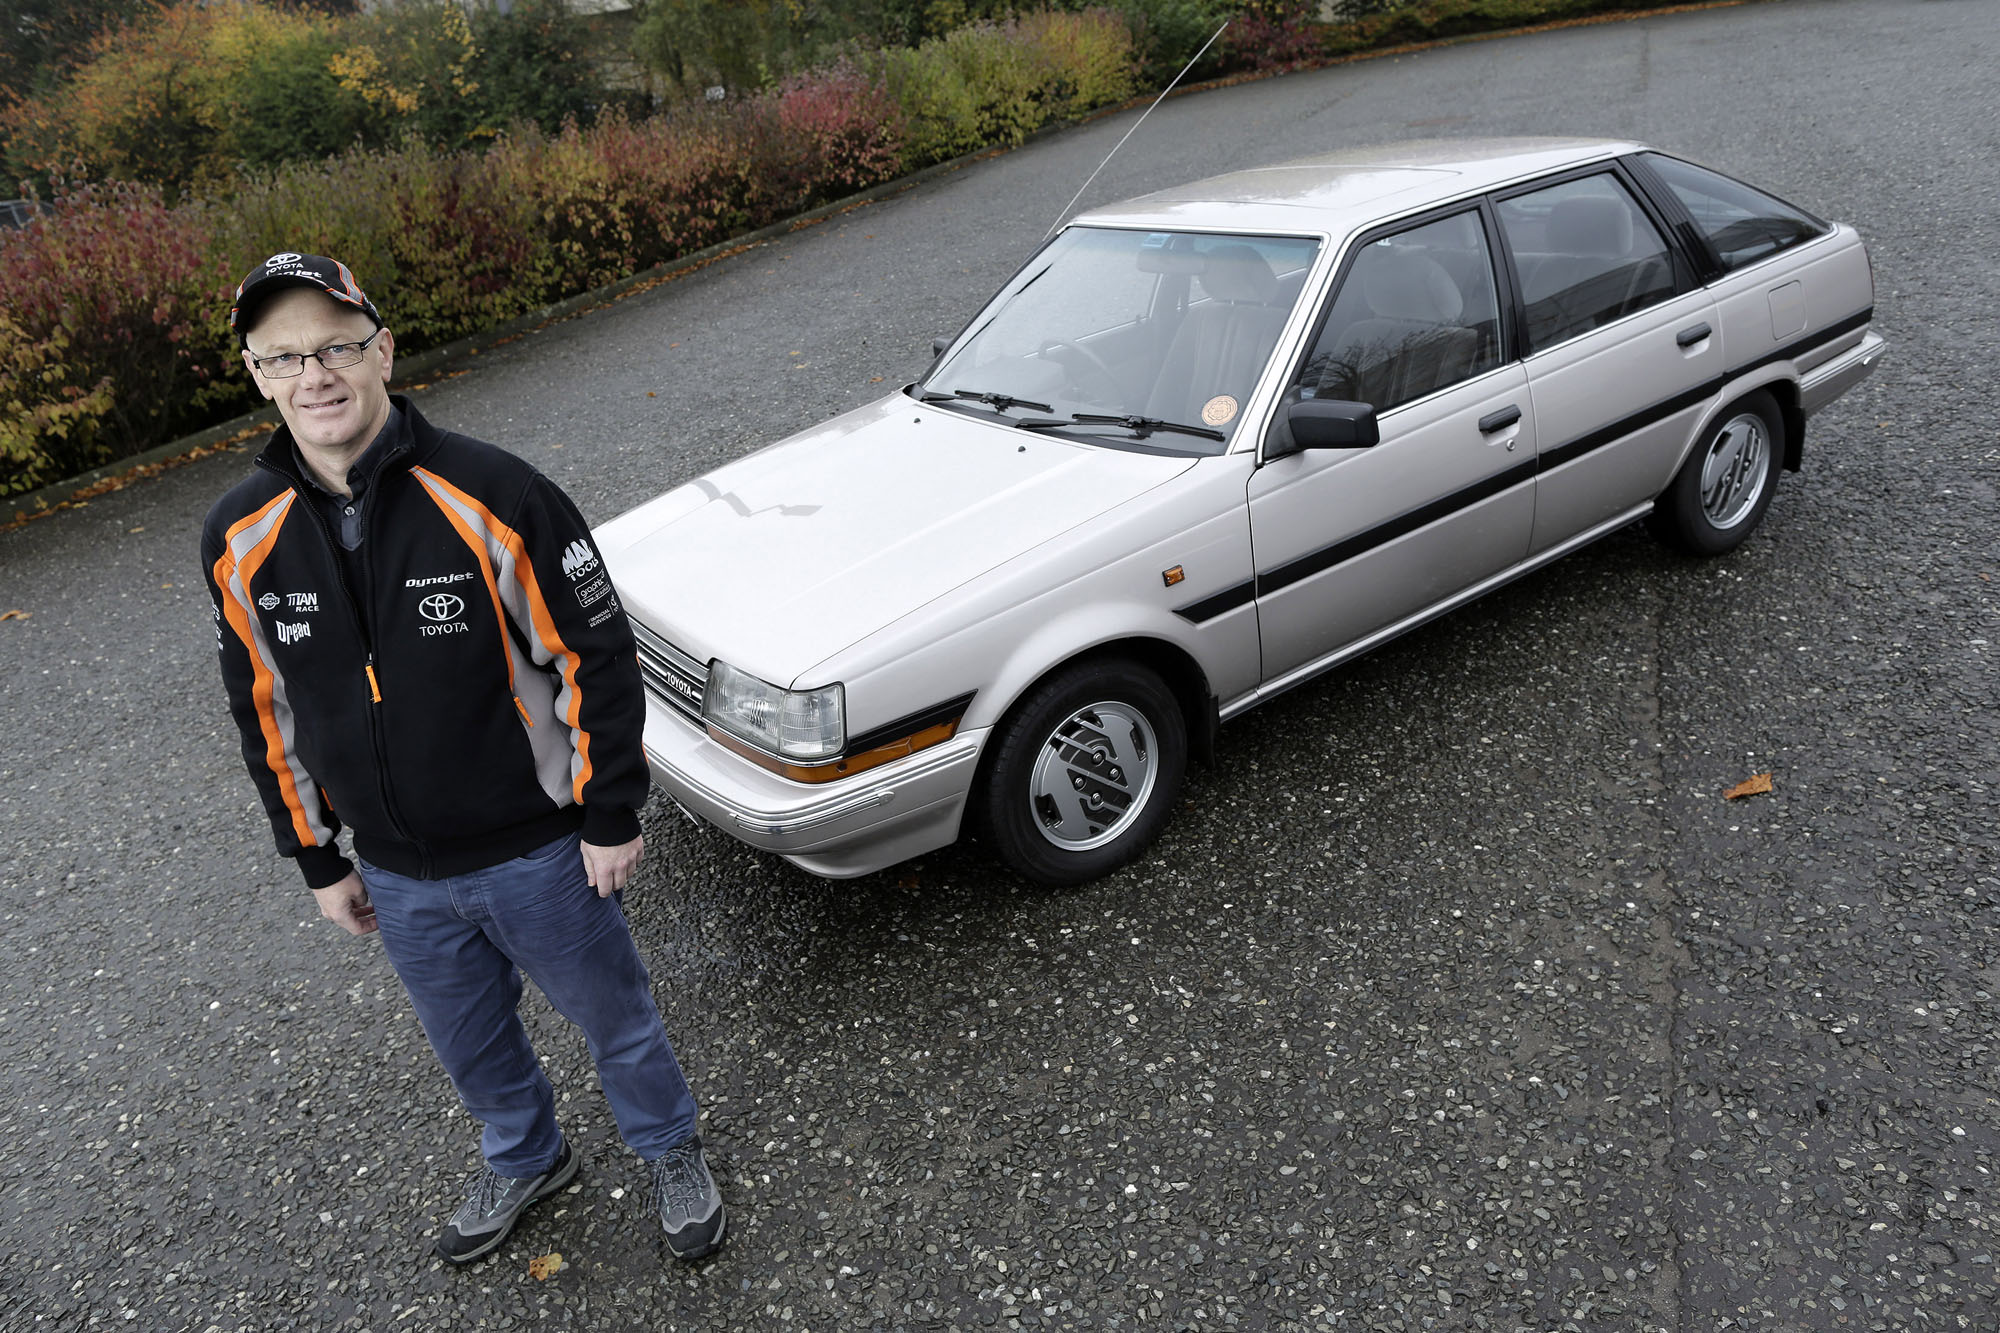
left=1648, top=390, right=1784, bottom=556
left=975, top=658, right=1187, bottom=887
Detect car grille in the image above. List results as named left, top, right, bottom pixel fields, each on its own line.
left=632, top=620, right=708, bottom=724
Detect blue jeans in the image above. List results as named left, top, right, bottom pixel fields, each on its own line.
left=358, top=831, right=698, bottom=1176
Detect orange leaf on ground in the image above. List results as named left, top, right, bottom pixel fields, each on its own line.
left=1724, top=773, right=1773, bottom=800
left=0, top=610, right=28, bottom=621
left=528, top=1252, right=563, bottom=1280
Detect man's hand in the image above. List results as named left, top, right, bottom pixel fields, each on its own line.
left=313, top=871, right=378, bottom=935
left=582, top=834, right=645, bottom=897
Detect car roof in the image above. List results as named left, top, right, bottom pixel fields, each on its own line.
left=1072, top=136, right=1645, bottom=236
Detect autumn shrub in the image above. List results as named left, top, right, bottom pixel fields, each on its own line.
left=0, top=179, right=239, bottom=489
left=1015, top=9, right=1138, bottom=119
left=1105, top=0, right=1230, bottom=85
left=1218, top=0, right=1325, bottom=71
left=875, top=9, right=1135, bottom=168
left=751, top=62, right=908, bottom=211
left=0, top=318, right=118, bottom=497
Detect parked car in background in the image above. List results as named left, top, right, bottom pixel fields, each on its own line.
left=595, top=137, right=1883, bottom=886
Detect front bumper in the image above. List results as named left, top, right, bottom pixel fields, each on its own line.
left=641, top=695, right=987, bottom=878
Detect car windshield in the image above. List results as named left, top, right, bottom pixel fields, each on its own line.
left=920, top=227, right=1321, bottom=455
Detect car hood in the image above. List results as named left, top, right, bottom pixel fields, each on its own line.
left=595, top=394, right=1195, bottom=685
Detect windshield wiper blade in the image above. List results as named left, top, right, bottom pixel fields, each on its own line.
left=1067, top=412, right=1226, bottom=442
left=951, top=388, right=1053, bottom=414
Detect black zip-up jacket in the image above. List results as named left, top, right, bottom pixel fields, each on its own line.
left=201, top=398, right=646, bottom=888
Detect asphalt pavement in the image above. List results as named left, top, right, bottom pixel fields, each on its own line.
left=3, top=0, right=1997, bottom=1328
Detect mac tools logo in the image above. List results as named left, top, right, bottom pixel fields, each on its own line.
left=561, top=539, right=600, bottom=581
left=417, top=592, right=469, bottom=637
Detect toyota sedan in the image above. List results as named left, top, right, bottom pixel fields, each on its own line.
left=595, top=137, right=1883, bottom=886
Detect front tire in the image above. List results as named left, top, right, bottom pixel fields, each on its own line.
left=1648, top=390, right=1785, bottom=556
left=974, top=658, right=1187, bottom=887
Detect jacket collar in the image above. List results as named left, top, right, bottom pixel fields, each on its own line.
left=255, top=394, right=437, bottom=488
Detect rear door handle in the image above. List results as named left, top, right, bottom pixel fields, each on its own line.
left=1478, top=405, right=1521, bottom=434
left=1676, top=322, right=1712, bottom=348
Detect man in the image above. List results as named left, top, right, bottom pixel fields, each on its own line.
left=200, top=253, right=727, bottom=1264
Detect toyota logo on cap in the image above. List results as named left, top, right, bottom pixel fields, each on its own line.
left=419, top=593, right=464, bottom=622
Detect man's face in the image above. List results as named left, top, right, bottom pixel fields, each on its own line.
left=240, top=286, right=395, bottom=458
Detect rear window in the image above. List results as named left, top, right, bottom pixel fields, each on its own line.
left=1642, top=153, right=1827, bottom=272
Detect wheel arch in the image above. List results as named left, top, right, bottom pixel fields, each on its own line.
left=971, top=634, right=1221, bottom=796
left=1762, top=377, right=1806, bottom=471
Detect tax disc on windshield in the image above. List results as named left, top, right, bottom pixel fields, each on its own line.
left=1201, top=395, right=1239, bottom=426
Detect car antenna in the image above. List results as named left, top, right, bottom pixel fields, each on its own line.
left=1044, top=18, right=1231, bottom=241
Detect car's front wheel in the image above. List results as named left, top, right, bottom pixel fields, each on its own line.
left=1648, top=390, right=1785, bottom=556
left=974, top=657, right=1187, bottom=887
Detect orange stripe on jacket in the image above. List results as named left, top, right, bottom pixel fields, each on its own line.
left=410, top=468, right=594, bottom=801
left=215, top=493, right=321, bottom=847
left=413, top=476, right=519, bottom=700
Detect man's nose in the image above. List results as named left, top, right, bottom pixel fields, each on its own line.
left=299, top=352, right=339, bottom=385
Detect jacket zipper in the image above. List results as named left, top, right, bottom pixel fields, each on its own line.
left=256, top=454, right=428, bottom=874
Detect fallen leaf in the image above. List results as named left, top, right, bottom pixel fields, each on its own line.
left=669, top=341, right=681, bottom=348
left=0, top=609, right=28, bottom=621
left=528, top=1252, right=563, bottom=1280
left=1724, top=772, right=1773, bottom=800
left=128, top=525, right=145, bottom=533
left=896, top=872, right=920, bottom=889
left=646, top=391, right=656, bottom=397
left=869, top=376, right=884, bottom=383
left=159, top=582, right=173, bottom=589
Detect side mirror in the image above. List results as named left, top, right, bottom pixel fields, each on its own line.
left=1264, top=395, right=1380, bottom=460
left=931, top=336, right=951, bottom=359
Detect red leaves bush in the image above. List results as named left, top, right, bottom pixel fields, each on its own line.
left=0, top=179, right=237, bottom=493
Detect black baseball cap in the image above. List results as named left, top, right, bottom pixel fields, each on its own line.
left=230, top=253, right=383, bottom=345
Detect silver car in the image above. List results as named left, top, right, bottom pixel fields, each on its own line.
left=596, top=137, right=1883, bottom=886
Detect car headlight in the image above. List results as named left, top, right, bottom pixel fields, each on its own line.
left=703, top=659, right=845, bottom=762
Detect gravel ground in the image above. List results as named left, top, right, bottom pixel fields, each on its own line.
left=2, top=0, right=1995, bottom=1328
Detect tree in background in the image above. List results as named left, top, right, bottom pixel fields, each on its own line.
left=0, top=0, right=153, bottom=105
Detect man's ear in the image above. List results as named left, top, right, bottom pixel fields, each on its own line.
left=375, top=327, right=394, bottom=382
left=241, top=348, right=275, bottom=402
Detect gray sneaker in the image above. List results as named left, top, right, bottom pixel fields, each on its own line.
left=434, top=1139, right=578, bottom=1264
left=649, top=1135, right=726, bottom=1260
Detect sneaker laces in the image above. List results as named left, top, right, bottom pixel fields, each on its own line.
left=454, top=1166, right=509, bottom=1224
left=650, top=1142, right=709, bottom=1216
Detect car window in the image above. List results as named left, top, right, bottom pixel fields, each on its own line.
left=1496, top=173, right=1678, bottom=354
left=1640, top=153, right=1827, bottom=272
left=1293, top=209, right=1504, bottom=414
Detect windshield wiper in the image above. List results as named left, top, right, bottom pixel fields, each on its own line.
left=915, top=387, right=1054, bottom=415
left=950, top=388, right=1053, bottom=414
left=1015, top=412, right=1225, bottom=443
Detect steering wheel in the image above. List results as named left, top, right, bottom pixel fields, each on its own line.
left=1037, top=338, right=1130, bottom=412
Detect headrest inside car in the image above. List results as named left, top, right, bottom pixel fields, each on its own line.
left=1547, top=192, right=1636, bottom=257
left=1196, top=244, right=1279, bottom=304
left=1359, top=252, right=1464, bottom=324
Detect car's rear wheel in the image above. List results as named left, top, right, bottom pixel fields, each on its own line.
left=975, top=657, right=1187, bottom=887
left=1648, top=390, right=1784, bottom=556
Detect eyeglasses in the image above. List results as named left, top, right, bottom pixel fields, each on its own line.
left=248, top=329, right=384, bottom=379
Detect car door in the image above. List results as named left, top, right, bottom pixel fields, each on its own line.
left=1492, top=166, right=1720, bottom=552
left=1247, top=205, right=1536, bottom=685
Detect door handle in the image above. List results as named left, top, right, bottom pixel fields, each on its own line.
left=1676, top=322, right=1712, bottom=348
left=1478, top=405, right=1521, bottom=434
